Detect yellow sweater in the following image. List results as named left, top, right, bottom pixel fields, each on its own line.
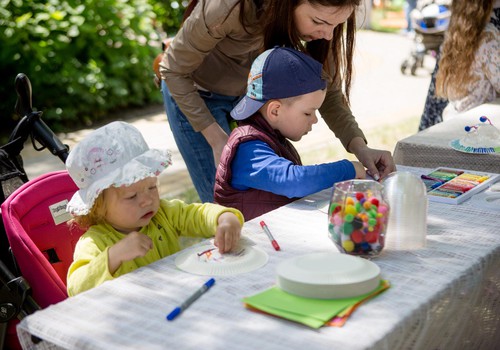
left=67, top=199, right=243, bottom=296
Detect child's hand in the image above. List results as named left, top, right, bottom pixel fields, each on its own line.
left=108, top=231, right=153, bottom=274
left=351, top=161, right=367, bottom=179
left=214, top=212, right=242, bottom=253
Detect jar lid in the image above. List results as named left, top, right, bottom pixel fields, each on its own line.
left=276, top=252, right=380, bottom=299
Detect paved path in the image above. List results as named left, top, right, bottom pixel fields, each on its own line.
left=20, top=30, right=436, bottom=198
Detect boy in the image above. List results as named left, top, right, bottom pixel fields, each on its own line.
left=214, top=47, right=365, bottom=220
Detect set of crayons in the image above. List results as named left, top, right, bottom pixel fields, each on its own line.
left=421, top=168, right=496, bottom=204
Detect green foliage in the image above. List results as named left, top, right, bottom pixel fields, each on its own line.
left=150, top=0, right=186, bottom=37
left=0, top=0, right=185, bottom=139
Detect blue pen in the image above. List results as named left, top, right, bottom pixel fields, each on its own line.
left=166, top=278, right=215, bottom=321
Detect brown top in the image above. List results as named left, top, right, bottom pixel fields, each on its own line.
left=160, top=0, right=366, bottom=149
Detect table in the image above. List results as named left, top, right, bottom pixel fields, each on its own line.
left=393, top=99, right=500, bottom=172
left=16, top=166, right=500, bottom=350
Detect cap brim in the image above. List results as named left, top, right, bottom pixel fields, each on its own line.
left=230, top=96, right=265, bottom=121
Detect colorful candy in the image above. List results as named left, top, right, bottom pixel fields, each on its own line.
left=328, top=181, right=390, bottom=256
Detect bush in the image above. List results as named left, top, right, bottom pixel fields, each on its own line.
left=0, top=0, right=185, bottom=140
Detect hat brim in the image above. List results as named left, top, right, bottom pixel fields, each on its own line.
left=230, top=96, right=266, bottom=121
left=67, top=148, right=171, bottom=216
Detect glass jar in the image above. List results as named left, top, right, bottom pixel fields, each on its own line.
left=328, top=180, right=390, bottom=256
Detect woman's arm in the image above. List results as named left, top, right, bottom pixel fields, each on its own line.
left=319, top=86, right=395, bottom=180
left=159, top=0, right=251, bottom=132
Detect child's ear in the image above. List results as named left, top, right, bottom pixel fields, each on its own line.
left=266, top=100, right=281, bottom=120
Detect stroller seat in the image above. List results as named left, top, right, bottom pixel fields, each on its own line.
left=1, top=170, right=83, bottom=349
left=1, top=170, right=82, bottom=349
left=1, top=170, right=83, bottom=307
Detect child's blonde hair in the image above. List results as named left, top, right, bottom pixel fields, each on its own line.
left=70, top=191, right=108, bottom=230
left=70, top=176, right=162, bottom=230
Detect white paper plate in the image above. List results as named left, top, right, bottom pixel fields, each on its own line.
left=450, top=139, right=500, bottom=154
left=276, top=252, right=381, bottom=299
left=175, top=238, right=268, bottom=276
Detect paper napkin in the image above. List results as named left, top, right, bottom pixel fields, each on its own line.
left=243, top=280, right=390, bottom=329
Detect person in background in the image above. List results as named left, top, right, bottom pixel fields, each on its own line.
left=405, top=0, right=417, bottom=33
left=418, top=0, right=499, bottom=129
left=159, top=0, right=395, bottom=203
left=417, top=50, right=449, bottom=131
left=65, top=121, right=243, bottom=296
left=435, top=0, right=499, bottom=119
left=214, top=47, right=365, bottom=220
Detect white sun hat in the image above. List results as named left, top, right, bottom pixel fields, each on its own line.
left=66, top=121, right=172, bottom=215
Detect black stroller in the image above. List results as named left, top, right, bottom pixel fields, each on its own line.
left=400, top=0, right=451, bottom=76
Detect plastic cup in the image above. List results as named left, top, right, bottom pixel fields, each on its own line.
left=382, top=171, right=428, bottom=250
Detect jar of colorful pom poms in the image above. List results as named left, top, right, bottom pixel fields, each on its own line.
left=328, top=180, right=390, bottom=256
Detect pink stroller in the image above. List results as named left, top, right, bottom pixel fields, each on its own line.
left=0, top=74, right=79, bottom=349
left=1, top=171, right=84, bottom=349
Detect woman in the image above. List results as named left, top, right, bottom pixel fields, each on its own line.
left=160, top=0, right=395, bottom=203
left=435, top=0, right=499, bottom=118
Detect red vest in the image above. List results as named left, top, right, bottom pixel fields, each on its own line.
left=214, top=114, right=302, bottom=221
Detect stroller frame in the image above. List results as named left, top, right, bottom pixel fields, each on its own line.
left=0, top=73, right=70, bottom=349
left=400, top=0, right=451, bottom=76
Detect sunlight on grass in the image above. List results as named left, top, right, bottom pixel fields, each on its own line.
left=301, top=116, right=420, bottom=165
left=164, top=187, right=200, bottom=203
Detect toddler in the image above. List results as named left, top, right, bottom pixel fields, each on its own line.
left=66, top=121, right=243, bottom=296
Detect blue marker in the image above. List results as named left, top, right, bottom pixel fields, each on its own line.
left=166, top=278, right=215, bottom=321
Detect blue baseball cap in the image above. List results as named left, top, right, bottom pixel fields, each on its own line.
left=231, top=47, right=327, bottom=121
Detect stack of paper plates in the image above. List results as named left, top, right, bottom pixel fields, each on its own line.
left=276, top=252, right=381, bottom=299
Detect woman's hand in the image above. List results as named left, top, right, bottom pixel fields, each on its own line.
left=201, top=122, right=229, bottom=168
left=214, top=212, right=242, bottom=253
left=348, top=137, right=396, bottom=180
left=108, top=232, right=153, bottom=274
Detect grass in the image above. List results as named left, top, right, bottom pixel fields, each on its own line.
left=164, top=187, right=200, bottom=203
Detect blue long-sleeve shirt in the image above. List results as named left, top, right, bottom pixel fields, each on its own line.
left=230, top=140, right=356, bottom=198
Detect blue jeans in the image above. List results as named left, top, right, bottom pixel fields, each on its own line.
left=161, top=80, right=238, bottom=203
left=405, top=0, right=417, bottom=32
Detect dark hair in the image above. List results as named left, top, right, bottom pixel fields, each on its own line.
left=263, top=0, right=361, bottom=104
left=181, top=0, right=359, bottom=103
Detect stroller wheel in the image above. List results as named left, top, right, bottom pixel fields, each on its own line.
left=410, top=64, right=417, bottom=76
left=400, top=60, right=408, bottom=75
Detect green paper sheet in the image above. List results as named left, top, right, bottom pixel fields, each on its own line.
left=243, top=280, right=388, bottom=329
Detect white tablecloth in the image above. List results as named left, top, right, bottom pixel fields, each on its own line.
left=393, top=100, right=500, bottom=172
left=16, top=166, right=500, bottom=350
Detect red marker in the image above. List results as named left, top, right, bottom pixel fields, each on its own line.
left=260, top=220, right=280, bottom=251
